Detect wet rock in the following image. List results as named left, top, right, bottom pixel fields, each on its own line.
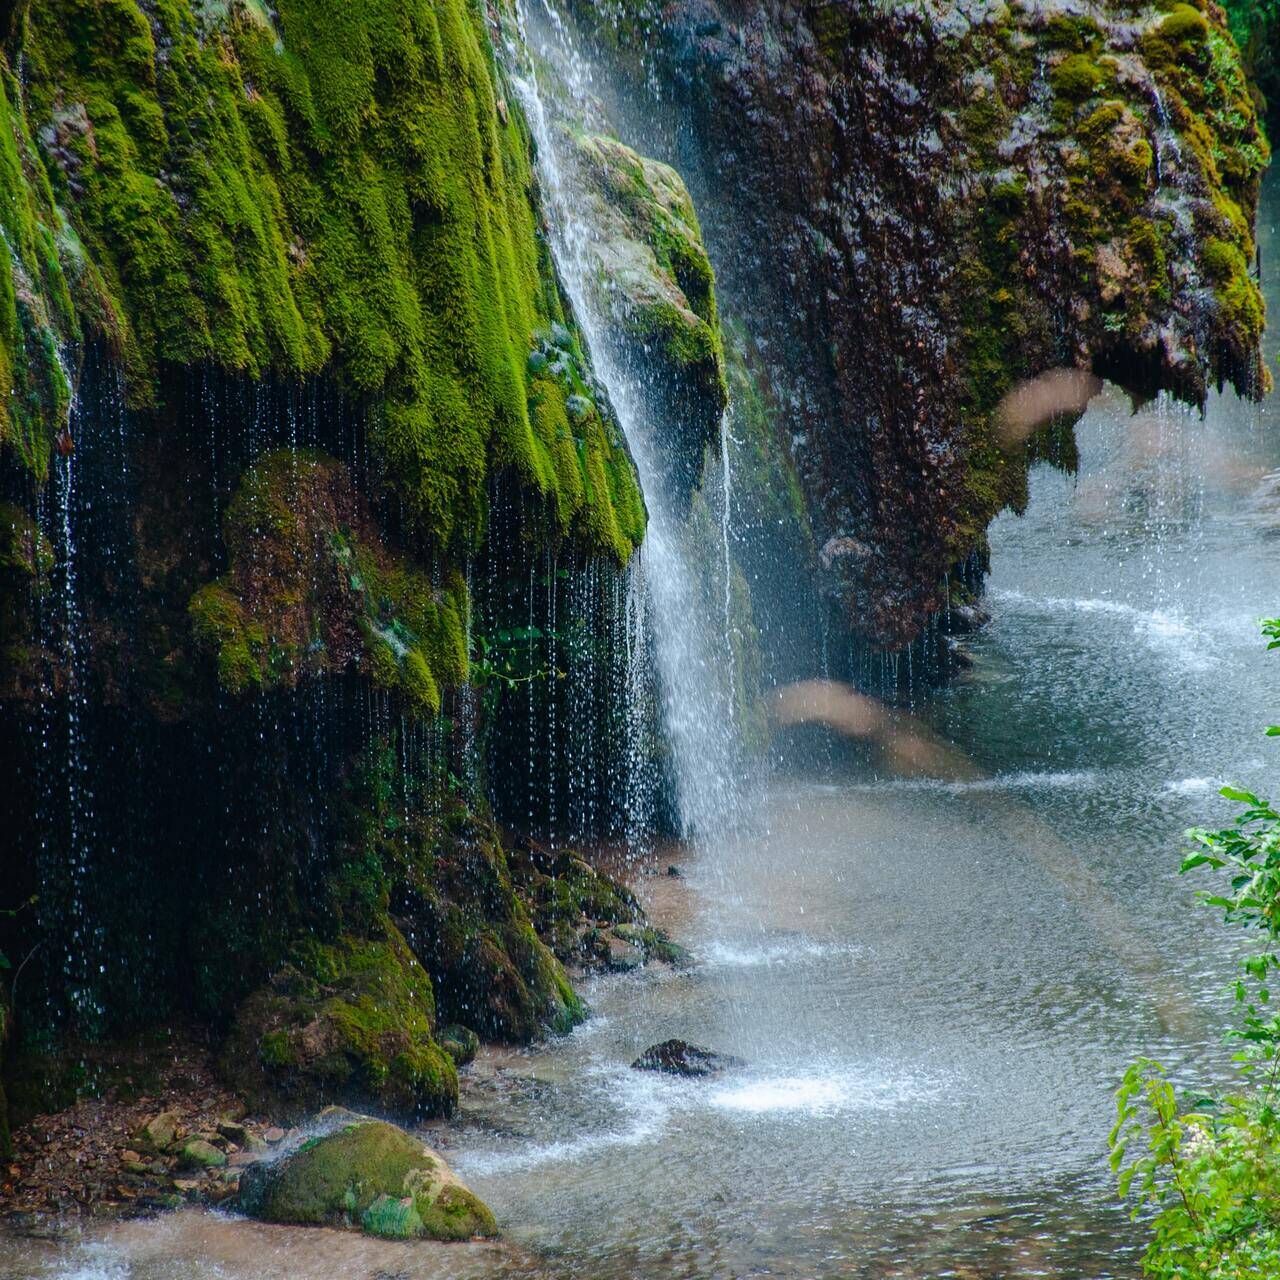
left=437, top=1024, right=480, bottom=1068
left=566, top=132, right=727, bottom=510
left=631, top=1039, right=745, bottom=1078
left=238, top=1109, right=497, bottom=1241
left=221, top=923, right=457, bottom=1122
left=605, top=935, right=646, bottom=972
left=178, top=1138, right=227, bottom=1170
left=216, top=1120, right=249, bottom=1145
left=131, top=1110, right=181, bottom=1152
left=393, top=811, right=586, bottom=1043
left=566, top=0, right=1268, bottom=660
left=263, top=1127, right=286, bottom=1144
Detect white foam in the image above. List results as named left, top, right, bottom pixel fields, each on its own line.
left=38, top=1245, right=128, bottom=1280
left=848, top=770, right=1099, bottom=795
left=708, top=1067, right=948, bottom=1117
left=1163, top=776, right=1217, bottom=796
left=455, top=1065, right=673, bottom=1176
left=991, top=590, right=1216, bottom=668
left=702, top=938, right=860, bottom=968
left=456, top=1109, right=664, bottom=1176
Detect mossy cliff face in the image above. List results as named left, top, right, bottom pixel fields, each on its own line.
left=3, top=0, right=643, bottom=561
left=0, top=0, right=675, bottom=1131
left=188, top=451, right=469, bottom=714
left=566, top=0, right=1267, bottom=651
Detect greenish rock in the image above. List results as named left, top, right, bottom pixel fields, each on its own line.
left=187, top=451, right=469, bottom=711
left=566, top=131, right=727, bottom=505
left=132, top=1109, right=182, bottom=1153
left=216, top=1120, right=249, bottom=1145
left=221, top=921, right=457, bottom=1122
left=238, top=1110, right=497, bottom=1242
left=179, top=1138, right=228, bottom=1170
left=437, top=1024, right=480, bottom=1068
left=392, top=805, right=587, bottom=1041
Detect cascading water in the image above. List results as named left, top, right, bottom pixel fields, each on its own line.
left=505, top=0, right=746, bottom=843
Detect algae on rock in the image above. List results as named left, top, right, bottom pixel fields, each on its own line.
left=222, top=922, right=458, bottom=1121
left=238, top=1109, right=497, bottom=1241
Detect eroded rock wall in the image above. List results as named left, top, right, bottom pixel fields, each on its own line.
left=566, top=0, right=1268, bottom=653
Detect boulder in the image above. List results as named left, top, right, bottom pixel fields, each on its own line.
left=178, top=1138, right=228, bottom=1170
left=631, top=1039, right=745, bottom=1078
left=221, top=923, right=457, bottom=1122
left=132, top=1109, right=182, bottom=1152
left=238, top=1110, right=497, bottom=1242
left=437, top=1024, right=479, bottom=1068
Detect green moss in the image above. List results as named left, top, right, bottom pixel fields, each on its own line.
left=1043, top=13, right=1103, bottom=52
left=1051, top=53, right=1108, bottom=103
left=223, top=922, right=458, bottom=1120
left=238, top=1113, right=497, bottom=1241
left=8, top=0, right=641, bottom=559
left=0, top=502, right=52, bottom=577
left=390, top=804, right=588, bottom=1040
left=188, top=451, right=474, bottom=710
left=1146, top=3, right=1213, bottom=68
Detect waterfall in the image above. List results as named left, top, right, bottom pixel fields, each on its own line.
left=506, top=0, right=746, bottom=842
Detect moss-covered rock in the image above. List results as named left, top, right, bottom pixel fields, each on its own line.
left=436, top=1023, right=479, bottom=1068
left=390, top=805, right=586, bottom=1041
left=187, top=450, right=468, bottom=711
left=0, top=500, right=54, bottom=698
left=222, top=922, right=457, bottom=1121
left=507, top=840, right=688, bottom=970
left=566, top=131, right=727, bottom=505
left=238, top=1109, right=496, bottom=1241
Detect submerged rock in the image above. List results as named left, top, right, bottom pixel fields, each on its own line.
left=631, top=1040, right=745, bottom=1078
left=237, top=1110, right=497, bottom=1242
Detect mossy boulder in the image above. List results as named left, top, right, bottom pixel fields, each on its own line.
left=390, top=806, right=586, bottom=1042
left=567, top=131, right=727, bottom=506
left=436, top=1023, right=479, bottom=1068
left=222, top=922, right=457, bottom=1122
left=238, top=1109, right=497, bottom=1241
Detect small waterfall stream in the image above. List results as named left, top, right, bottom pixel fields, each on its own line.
left=506, top=0, right=746, bottom=842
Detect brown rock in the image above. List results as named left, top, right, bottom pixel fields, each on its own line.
left=132, top=1110, right=181, bottom=1152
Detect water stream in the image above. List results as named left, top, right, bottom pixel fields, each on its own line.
left=506, top=0, right=746, bottom=842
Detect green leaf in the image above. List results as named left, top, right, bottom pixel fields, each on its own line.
left=1221, top=786, right=1262, bottom=805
